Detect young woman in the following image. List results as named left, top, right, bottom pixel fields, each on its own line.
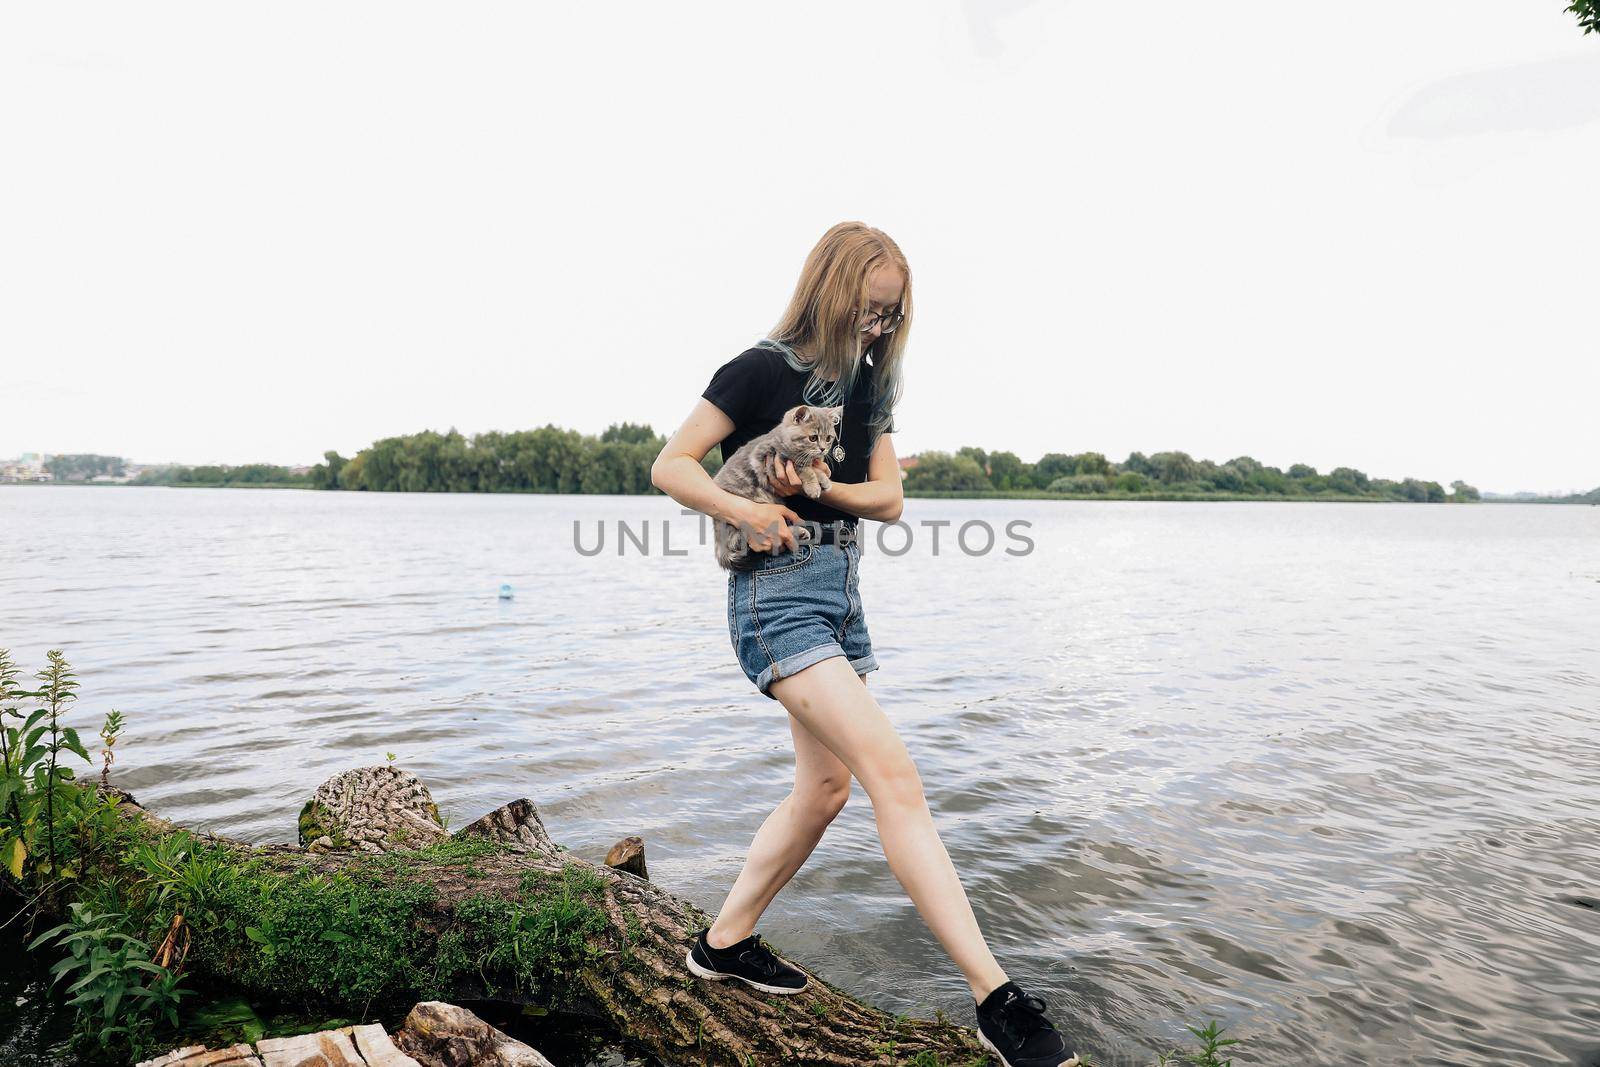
left=650, top=222, right=1080, bottom=1067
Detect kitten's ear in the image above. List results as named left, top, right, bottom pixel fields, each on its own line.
left=790, top=405, right=809, bottom=423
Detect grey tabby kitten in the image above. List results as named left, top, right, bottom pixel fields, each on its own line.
left=713, top=404, right=844, bottom=572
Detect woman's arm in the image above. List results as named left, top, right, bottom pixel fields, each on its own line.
left=650, top=398, right=806, bottom=554
left=816, top=431, right=905, bottom=524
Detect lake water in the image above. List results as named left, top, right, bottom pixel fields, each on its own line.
left=2, top=487, right=1597, bottom=1066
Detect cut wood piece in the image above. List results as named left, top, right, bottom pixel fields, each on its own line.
left=350, top=1023, right=423, bottom=1067
left=453, top=798, right=556, bottom=854
left=136, top=1046, right=207, bottom=1067
left=605, top=835, right=648, bottom=879
left=136, top=1046, right=262, bottom=1067
left=257, top=1028, right=363, bottom=1067
left=298, top=766, right=450, bottom=853
left=394, top=1001, right=555, bottom=1067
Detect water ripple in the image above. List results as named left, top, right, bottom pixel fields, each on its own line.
left=2, top=488, right=1597, bottom=1065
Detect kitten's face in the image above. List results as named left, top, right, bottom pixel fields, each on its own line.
left=776, top=404, right=843, bottom=464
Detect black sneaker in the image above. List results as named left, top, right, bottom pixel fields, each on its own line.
left=974, top=980, right=1081, bottom=1067
left=684, top=925, right=809, bottom=994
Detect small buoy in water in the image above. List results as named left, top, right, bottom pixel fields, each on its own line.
left=498, top=584, right=514, bottom=600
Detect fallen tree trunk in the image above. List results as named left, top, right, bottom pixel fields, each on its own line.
left=97, top=769, right=994, bottom=1067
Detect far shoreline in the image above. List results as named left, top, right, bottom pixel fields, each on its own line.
left=8, top=482, right=1596, bottom=503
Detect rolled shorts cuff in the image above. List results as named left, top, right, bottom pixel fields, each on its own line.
left=755, top=644, right=879, bottom=699
left=756, top=641, right=841, bottom=697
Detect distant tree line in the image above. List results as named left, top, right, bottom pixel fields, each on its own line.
left=16, top=433, right=1533, bottom=503
left=50, top=427, right=1592, bottom=503
left=134, top=464, right=311, bottom=487
left=1489, top=485, right=1600, bottom=505
left=310, top=423, right=704, bottom=494
left=43, top=454, right=125, bottom=482
left=904, top=448, right=1484, bottom=503
left=308, top=425, right=1490, bottom=503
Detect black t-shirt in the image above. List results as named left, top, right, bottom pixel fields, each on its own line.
left=701, top=344, right=895, bottom=527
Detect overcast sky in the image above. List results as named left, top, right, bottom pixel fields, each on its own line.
left=3, top=2, right=1595, bottom=494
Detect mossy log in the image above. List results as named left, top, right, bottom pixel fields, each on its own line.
left=99, top=769, right=996, bottom=1067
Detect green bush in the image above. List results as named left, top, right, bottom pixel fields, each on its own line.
left=3, top=648, right=189, bottom=1061
left=1, top=649, right=95, bottom=883
left=27, top=902, right=190, bottom=1051
left=1047, top=474, right=1111, bottom=494
left=1114, top=471, right=1150, bottom=493
left=904, top=451, right=991, bottom=492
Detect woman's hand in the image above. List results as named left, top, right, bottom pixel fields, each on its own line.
left=769, top=455, right=831, bottom=497
left=730, top=498, right=805, bottom=554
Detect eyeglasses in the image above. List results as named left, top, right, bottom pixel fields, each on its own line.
left=854, top=306, right=904, bottom=334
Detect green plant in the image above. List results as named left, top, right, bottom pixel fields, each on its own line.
left=135, top=834, right=240, bottom=923
left=208, top=862, right=445, bottom=1012
left=4, top=656, right=198, bottom=1058
left=129, top=829, right=243, bottom=971
left=1182, top=1020, right=1239, bottom=1067
left=27, top=900, right=191, bottom=1052
left=34, top=651, right=90, bottom=876
left=184, top=996, right=268, bottom=1046
left=0, top=648, right=94, bottom=884
left=444, top=866, right=611, bottom=997
left=0, top=647, right=27, bottom=878
left=99, top=708, right=125, bottom=791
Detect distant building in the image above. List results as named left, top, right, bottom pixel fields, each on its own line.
left=1, top=455, right=51, bottom=483
left=898, top=455, right=919, bottom=481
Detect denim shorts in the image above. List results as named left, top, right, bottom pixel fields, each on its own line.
left=727, top=539, right=878, bottom=700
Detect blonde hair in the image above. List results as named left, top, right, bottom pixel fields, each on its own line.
left=763, top=221, right=909, bottom=451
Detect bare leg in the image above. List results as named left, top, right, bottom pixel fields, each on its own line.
left=706, top=685, right=858, bottom=949
left=769, top=657, right=1009, bottom=1002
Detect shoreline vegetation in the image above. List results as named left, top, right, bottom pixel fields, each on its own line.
left=16, top=426, right=1600, bottom=503
left=3, top=649, right=1245, bottom=1066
